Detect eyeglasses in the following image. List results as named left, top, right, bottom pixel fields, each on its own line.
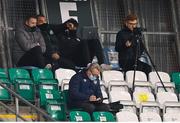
left=128, top=22, right=137, bottom=26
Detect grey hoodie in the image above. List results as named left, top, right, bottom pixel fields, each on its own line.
left=12, top=23, right=46, bottom=65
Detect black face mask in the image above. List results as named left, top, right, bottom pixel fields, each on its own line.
left=68, top=30, right=77, bottom=37
left=37, top=23, right=48, bottom=31
left=29, top=26, right=37, bottom=32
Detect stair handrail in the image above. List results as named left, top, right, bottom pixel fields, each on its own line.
left=0, top=82, right=56, bottom=121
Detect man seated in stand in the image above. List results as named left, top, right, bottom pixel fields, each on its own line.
left=36, top=15, right=76, bottom=71
left=68, top=63, right=110, bottom=115
left=55, top=18, right=111, bottom=70
left=13, top=15, right=51, bottom=68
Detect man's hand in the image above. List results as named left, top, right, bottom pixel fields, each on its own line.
left=51, top=53, right=60, bottom=60
left=125, top=40, right=132, bottom=47
left=89, top=95, right=97, bottom=101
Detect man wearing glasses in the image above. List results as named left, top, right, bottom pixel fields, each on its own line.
left=115, top=13, right=151, bottom=75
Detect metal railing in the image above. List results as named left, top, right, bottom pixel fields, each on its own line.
left=0, top=82, right=56, bottom=121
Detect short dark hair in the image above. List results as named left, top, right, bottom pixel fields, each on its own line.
left=25, top=15, right=37, bottom=22
left=36, top=14, right=45, bottom=18
left=124, top=13, right=137, bottom=22
left=64, top=18, right=79, bottom=27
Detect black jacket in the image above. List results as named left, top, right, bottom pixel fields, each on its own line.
left=38, top=24, right=60, bottom=61
left=55, top=24, right=81, bottom=59
left=115, top=27, right=144, bottom=68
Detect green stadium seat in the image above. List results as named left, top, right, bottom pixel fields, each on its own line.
left=0, top=68, right=11, bottom=101
left=31, top=69, right=58, bottom=94
left=8, top=68, right=31, bottom=83
left=39, top=89, right=64, bottom=109
left=0, top=78, right=11, bottom=101
left=8, top=68, right=35, bottom=102
left=0, top=68, right=8, bottom=78
left=170, top=72, right=180, bottom=93
left=46, top=101, right=66, bottom=121
left=31, top=69, right=56, bottom=84
left=92, top=111, right=115, bottom=122
left=69, top=111, right=91, bottom=122
left=15, top=79, right=35, bottom=102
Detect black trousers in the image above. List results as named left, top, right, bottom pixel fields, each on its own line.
left=17, top=46, right=46, bottom=68
left=69, top=102, right=110, bottom=115
left=120, top=59, right=152, bottom=76
left=51, top=57, right=76, bottom=72
left=87, top=39, right=104, bottom=65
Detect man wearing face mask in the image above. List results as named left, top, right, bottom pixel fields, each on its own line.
left=36, top=15, right=76, bottom=71
left=68, top=63, right=110, bottom=115
left=13, top=15, right=51, bottom=68
left=56, top=18, right=110, bottom=70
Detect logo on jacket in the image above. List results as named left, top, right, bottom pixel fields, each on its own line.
left=83, top=79, right=87, bottom=82
left=93, top=80, right=97, bottom=85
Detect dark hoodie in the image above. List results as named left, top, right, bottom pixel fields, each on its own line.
left=56, top=19, right=80, bottom=59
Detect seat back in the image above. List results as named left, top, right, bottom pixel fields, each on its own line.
left=109, top=91, right=131, bottom=103
left=133, top=92, right=155, bottom=108
left=69, top=111, right=91, bottom=122
left=46, top=103, right=66, bottom=121
left=15, top=79, right=34, bottom=101
left=31, top=69, right=54, bottom=84
left=0, top=68, right=8, bottom=78
left=140, top=112, right=162, bottom=122
left=8, top=68, right=30, bottom=82
left=116, top=111, right=139, bottom=122
left=170, top=72, right=180, bottom=93
left=39, top=89, right=63, bottom=108
left=126, top=70, right=147, bottom=88
left=0, top=78, right=11, bottom=101
left=102, top=70, right=124, bottom=87
left=55, top=68, right=76, bottom=86
left=149, top=71, right=170, bottom=87
left=156, top=92, right=178, bottom=108
left=92, top=111, right=115, bottom=122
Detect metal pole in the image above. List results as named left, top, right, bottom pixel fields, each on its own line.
left=170, top=0, right=180, bottom=65
left=2, top=0, right=14, bottom=67
left=15, top=97, right=19, bottom=121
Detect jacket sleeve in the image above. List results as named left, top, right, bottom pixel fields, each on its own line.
left=69, top=75, right=90, bottom=101
left=115, top=31, right=127, bottom=53
left=15, top=29, right=38, bottom=51
left=95, top=80, right=103, bottom=99
left=37, top=31, right=46, bottom=53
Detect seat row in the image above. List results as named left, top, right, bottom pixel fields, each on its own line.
left=0, top=68, right=70, bottom=121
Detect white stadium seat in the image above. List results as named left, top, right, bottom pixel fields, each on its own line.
left=102, top=70, right=124, bottom=87
left=55, top=68, right=76, bottom=87
left=126, top=70, right=147, bottom=88
left=116, top=111, right=139, bottom=122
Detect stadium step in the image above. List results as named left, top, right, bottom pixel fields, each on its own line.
left=0, top=105, right=39, bottom=121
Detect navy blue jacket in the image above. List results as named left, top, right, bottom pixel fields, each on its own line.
left=68, top=70, right=103, bottom=104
